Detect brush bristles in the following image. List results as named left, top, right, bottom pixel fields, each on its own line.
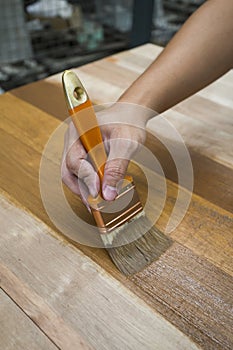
left=100, top=211, right=145, bottom=246
left=106, top=216, right=172, bottom=276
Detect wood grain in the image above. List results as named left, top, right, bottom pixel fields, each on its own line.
left=0, top=265, right=91, bottom=350
left=131, top=243, right=233, bottom=350
left=150, top=109, right=233, bottom=169
left=0, top=289, right=58, bottom=350
left=197, top=71, right=233, bottom=108
left=174, top=94, right=233, bottom=132
left=0, top=96, right=232, bottom=276
left=145, top=132, right=233, bottom=213
left=10, top=80, right=68, bottom=123
left=1, top=93, right=233, bottom=349
left=2, top=43, right=233, bottom=350
left=0, top=193, right=199, bottom=350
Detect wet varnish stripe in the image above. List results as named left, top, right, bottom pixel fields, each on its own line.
left=131, top=243, right=233, bottom=350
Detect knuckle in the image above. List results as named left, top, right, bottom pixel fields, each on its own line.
left=105, top=163, right=126, bottom=180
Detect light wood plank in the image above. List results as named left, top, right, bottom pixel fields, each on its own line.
left=148, top=109, right=233, bottom=169
left=174, top=95, right=233, bottom=132
left=129, top=43, right=163, bottom=58
left=108, top=51, right=154, bottom=74
left=0, top=266, right=92, bottom=350
left=0, top=192, right=199, bottom=350
left=197, top=73, right=233, bottom=108
left=0, top=289, right=58, bottom=350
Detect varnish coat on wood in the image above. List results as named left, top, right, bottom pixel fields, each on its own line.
left=1, top=44, right=233, bottom=349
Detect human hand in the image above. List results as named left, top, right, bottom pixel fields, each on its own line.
left=61, top=103, right=154, bottom=208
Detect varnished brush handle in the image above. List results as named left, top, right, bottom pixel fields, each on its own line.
left=63, top=71, right=107, bottom=183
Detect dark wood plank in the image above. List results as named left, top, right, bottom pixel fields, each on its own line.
left=131, top=243, right=233, bottom=350
left=145, top=132, right=233, bottom=213
left=10, top=80, right=67, bottom=122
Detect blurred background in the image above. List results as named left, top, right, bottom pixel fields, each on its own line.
left=0, top=0, right=204, bottom=92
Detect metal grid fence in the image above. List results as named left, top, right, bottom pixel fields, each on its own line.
left=0, top=0, right=204, bottom=92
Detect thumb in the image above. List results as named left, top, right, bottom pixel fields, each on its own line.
left=102, top=157, right=129, bottom=201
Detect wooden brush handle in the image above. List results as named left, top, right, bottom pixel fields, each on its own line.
left=69, top=99, right=107, bottom=183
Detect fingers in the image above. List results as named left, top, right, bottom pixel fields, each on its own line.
left=103, top=157, right=130, bottom=200
left=61, top=122, right=100, bottom=206
left=61, top=160, right=91, bottom=210
left=102, top=136, right=140, bottom=201
left=66, top=141, right=100, bottom=198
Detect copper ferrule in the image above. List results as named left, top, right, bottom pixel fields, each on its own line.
left=88, top=179, right=143, bottom=235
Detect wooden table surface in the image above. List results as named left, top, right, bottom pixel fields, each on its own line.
left=0, top=44, right=233, bottom=350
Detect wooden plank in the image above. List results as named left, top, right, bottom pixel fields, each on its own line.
left=145, top=132, right=233, bottom=213
left=10, top=80, right=68, bottom=122
left=197, top=73, right=233, bottom=108
left=148, top=109, right=233, bottom=169
left=129, top=43, right=163, bottom=59
left=80, top=60, right=138, bottom=89
left=0, top=266, right=91, bottom=350
left=174, top=95, right=233, bottom=132
left=0, top=192, right=199, bottom=350
left=0, top=93, right=60, bottom=154
left=0, top=289, right=58, bottom=350
left=131, top=243, right=233, bottom=350
left=108, top=51, right=153, bottom=74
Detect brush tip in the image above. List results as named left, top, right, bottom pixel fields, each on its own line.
left=107, top=216, right=172, bottom=275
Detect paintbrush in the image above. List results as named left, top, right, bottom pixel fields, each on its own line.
left=62, top=70, right=172, bottom=275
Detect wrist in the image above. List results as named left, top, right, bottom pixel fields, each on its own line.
left=101, top=101, right=157, bottom=128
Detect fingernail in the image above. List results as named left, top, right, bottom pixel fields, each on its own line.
left=89, top=186, right=98, bottom=198
left=103, top=185, right=117, bottom=201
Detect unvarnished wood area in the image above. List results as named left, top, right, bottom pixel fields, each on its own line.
left=1, top=44, right=233, bottom=349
